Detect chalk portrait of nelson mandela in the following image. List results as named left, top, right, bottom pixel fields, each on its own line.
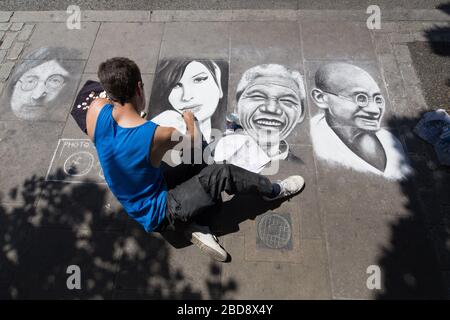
left=213, top=64, right=306, bottom=174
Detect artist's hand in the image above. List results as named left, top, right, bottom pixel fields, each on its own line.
left=182, top=111, right=196, bottom=124
left=182, top=111, right=201, bottom=145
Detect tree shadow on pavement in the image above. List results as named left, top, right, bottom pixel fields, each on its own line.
left=375, top=116, right=449, bottom=299
left=0, top=169, right=237, bottom=299
left=422, top=2, right=450, bottom=113
left=376, top=9, right=450, bottom=297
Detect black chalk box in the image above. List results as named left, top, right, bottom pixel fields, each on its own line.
left=70, top=80, right=105, bottom=134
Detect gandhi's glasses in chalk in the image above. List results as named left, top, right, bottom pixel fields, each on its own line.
left=322, top=90, right=385, bottom=108
left=17, top=74, right=66, bottom=92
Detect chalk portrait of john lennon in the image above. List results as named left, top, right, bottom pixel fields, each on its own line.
left=148, top=58, right=228, bottom=144
left=310, top=62, right=411, bottom=180
left=4, top=47, right=79, bottom=121
left=214, top=64, right=306, bottom=173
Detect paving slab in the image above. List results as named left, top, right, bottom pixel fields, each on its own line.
left=398, top=62, right=421, bottom=86
left=393, top=43, right=413, bottom=63
left=298, top=10, right=367, bottom=22
left=390, top=32, right=415, bottom=44
left=230, top=21, right=303, bottom=75
left=115, top=225, right=215, bottom=299
left=221, top=235, right=331, bottom=299
left=85, top=23, right=163, bottom=73
left=10, top=11, right=69, bottom=23
left=33, top=181, right=128, bottom=233
left=81, top=10, right=150, bottom=22
left=270, top=145, right=323, bottom=240
left=408, top=41, right=450, bottom=111
left=6, top=42, right=25, bottom=60
left=417, top=185, right=450, bottom=227
left=314, top=152, right=413, bottom=220
left=0, top=22, right=11, bottom=31
left=10, top=22, right=23, bottom=31
left=159, top=22, right=229, bottom=59
left=0, top=32, right=17, bottom=50
left=0, top=121, right=64, bottom=205
left=151, top=10, right=233, bottom=22
left=9, top=227, right=122, bottom=299
left=0, top=203, right=33, bottom=285
left=22, top=22, right=99, bottom=60
left=0, top=11, right=12, bottom=22
left=301, top=21, right=377, bottom=61
left=16, top=24, right=34, bottom=42
left=428, top=224, right=450, bottom=270
left=0, top=61, right=15, bottom=81
left=378, top=53, right=408, bottom=102
left=325, top=213, right=445, bottom=299
left=372, top=33, right=395, bottom=55
left=232, top=9, right=299, bottom=21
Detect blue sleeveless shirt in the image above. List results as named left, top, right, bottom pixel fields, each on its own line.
left=93, top=103, right=167, bottom=232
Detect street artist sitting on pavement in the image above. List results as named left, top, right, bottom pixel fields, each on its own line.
left=86, top=57, right=306, bottom=262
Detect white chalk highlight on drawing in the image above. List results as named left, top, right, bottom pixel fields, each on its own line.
left=310, top=113, right=411, bottom=180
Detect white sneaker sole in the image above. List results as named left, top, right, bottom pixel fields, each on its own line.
left=190, top=233, right=228, bottom=262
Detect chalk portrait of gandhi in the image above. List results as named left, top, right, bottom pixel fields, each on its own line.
left=310, top=62, right=411, bottom=180
left=214, top=64, right=306, bottom=172
left=4, top=47, right=78, bottom=121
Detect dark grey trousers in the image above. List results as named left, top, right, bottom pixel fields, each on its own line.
left=156, top=162, right=273, bottom=232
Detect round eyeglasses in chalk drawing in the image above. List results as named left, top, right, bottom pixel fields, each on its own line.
left=5, top=47, right=81, bottom=121
left=309, top=62, right=412, bottom=180
left=257, top=213, right=292, bottom=249
left=11, top=60, right=69, bottom=120
left=63, top=151, right=95, bottom=177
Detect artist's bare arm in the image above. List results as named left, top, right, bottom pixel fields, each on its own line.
left=150, top=111, right=200, bottom=167
left=86, top=98, right=111, bottom=141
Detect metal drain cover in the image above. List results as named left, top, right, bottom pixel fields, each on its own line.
left=257, top=213, right=292, bottom=249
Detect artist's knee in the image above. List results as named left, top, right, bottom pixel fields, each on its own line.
left=216, top=163, right=234, bottom=173
left=204, top=163, right=233, bottom=177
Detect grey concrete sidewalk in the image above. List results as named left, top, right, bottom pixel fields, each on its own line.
left=0, top=0, right=447, bottom=11
left=0, top=9, right=449, bottom=299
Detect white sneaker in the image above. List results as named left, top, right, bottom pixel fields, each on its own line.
left=183, top=223, right=228, bottom=262
left=263, top=175, right=305, bottom=201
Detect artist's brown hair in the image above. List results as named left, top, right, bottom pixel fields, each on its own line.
left=97, top=57, right=142, bottom=104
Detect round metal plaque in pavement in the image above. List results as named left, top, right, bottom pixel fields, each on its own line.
left=257, top=213, right=292, bottom=249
